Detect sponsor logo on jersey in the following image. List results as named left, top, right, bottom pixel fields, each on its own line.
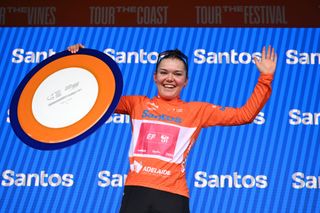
left=130, top=161, right=171, bottom=176
left=146, top=101, right=159, bottom=111
left=142, top=110, right=182, bottom=123
left=130, top=160, right=143, bottom=173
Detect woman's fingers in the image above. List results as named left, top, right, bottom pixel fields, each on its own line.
left=261, top=46, right=266, bottom=59
left=266, top=45, right=271, bottom=59
left=67, top=44, right=84, bottom=53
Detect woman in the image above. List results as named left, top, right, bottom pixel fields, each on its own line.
left=68, top=44, right=277, bottom=213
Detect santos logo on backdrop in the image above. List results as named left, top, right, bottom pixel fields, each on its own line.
left=289, top=109, right=320, bottom=125
left=11, top=48, right=320, bottom=65
left=2, top=170, right=318, bottom=189
left=194, top=171, right=320, bottom=189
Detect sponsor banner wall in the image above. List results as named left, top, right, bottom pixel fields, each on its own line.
left=0, top=27, right=319, bottom=212
left=0, top=0, right=319, bottom=27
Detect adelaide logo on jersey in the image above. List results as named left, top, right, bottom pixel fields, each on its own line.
left=10, top=48, right=123, bottom=150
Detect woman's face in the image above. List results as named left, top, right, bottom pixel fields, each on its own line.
left=154, top=58, right=188, bottom=100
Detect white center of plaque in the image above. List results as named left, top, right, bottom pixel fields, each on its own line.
left=32, top=67, right=99, bottom=128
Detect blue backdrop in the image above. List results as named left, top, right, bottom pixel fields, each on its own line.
left=0, top=27, right=319, bottom=213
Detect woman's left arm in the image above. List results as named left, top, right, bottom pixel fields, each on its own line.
left=201, top=46, right=278, bottom=127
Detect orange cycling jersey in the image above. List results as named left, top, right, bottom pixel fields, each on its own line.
left=115, top=74, right=273, bottom=197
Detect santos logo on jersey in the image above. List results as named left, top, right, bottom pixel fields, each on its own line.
left=142, top=110, right=182, bottom=123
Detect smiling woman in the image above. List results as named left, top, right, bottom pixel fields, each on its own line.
left=154, top=50, right=188, bottom=101
left=67, top=44, right=277, bottom=213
